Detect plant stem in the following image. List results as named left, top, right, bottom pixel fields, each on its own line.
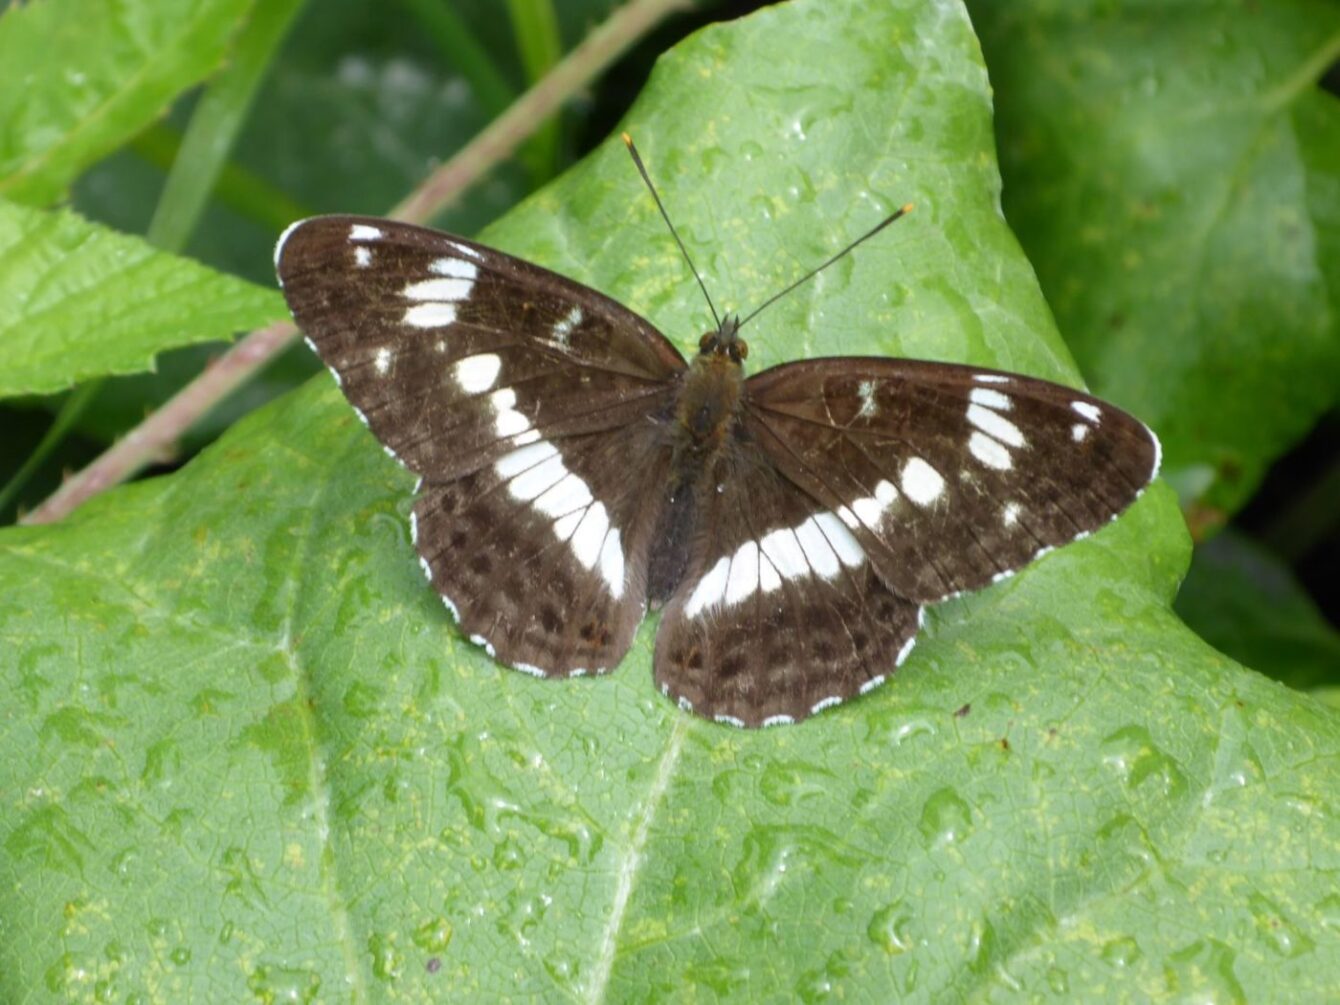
left=392, top=0, right=690, bottom=223
left=22, top=0, right=693, bottom=526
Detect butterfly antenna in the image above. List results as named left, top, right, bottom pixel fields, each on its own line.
left=622, top=133, right=723, bottom=331
left=737, top=202, right=914, bottom=330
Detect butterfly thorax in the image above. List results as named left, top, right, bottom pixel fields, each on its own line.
left=676, top=345, right=745, bottom=448
left=675, top=316, right=748, bottom=445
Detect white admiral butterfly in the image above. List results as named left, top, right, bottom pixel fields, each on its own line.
left=275, top=138, right=1160, bottom=728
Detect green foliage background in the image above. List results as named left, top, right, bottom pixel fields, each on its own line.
left=1, top=0, right=1338, bottom=1001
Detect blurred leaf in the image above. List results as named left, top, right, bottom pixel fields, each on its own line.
left=1298, top=88, right=1340, bottom=362
left=146, top=0, right=306, bottom=251
left=0, top=201, right=283, bottom=398
left=971, top=0, right=1340, bottom=518
left=507, top=0, right=564, bottom=181
left=1176, top=529, right=1340, bottom=698
left=74, top=0, right=535, bottom=287
left=0, top=0, right=258, bottom=206
left=3, top=2, right=1339, bottom=1001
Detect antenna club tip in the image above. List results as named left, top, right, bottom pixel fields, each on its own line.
left=900, top=202, right=915, bottom=215
left=621, top=132, right=633, bottom=147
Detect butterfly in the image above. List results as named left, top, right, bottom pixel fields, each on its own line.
left=275, top=142, right=1160, bottom=728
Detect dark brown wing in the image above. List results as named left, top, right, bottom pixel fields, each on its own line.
left=415, top=422, right=674, bottom=676
left=276, top=215, right=686, bottom=482
left=652, top=438, right=921, bottom=728
left=743, top=358, right=1161, bottom=603
left=276, top=215, right=686, bottom=675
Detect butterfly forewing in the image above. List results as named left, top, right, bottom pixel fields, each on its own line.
left=743, top=358, right=1161, bottom=603
left=276, top=216, right=686, bottom=482
left=654, top=434, right=922, bottom=727
left=277, top=215, right=686, bottom=675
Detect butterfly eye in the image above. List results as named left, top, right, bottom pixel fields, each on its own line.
left=736, top=339, right=748, bottom=361
left=699, top=333, right=715, bottom=353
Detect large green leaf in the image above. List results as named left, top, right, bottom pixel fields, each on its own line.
left=1175, top=529, right=1340, bottom=701
left=3, top=2, right=1338, bottom=1000
left=0, top=0, right=257, bottom=206
left=0, top=201, right=284, bottom=399
left=971, top=0, right=1340, bottom=517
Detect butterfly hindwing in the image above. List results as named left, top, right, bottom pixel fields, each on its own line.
left=743, top=358, right=1161, bottom=603
left=415, top=423, right=675, bottom=676
left=276, top=216, right=686, bottom=482
left=653, top=436, right=922, bottom=727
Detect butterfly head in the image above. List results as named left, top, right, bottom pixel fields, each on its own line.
left=698, top=315, right=748, bottom=365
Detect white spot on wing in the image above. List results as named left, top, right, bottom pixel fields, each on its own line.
left=507, top=452, right=566, bottom=501
left=404, top=303, right=458, bottom=328
left=1072, top=400, right=1102, bottom=423
left=495, top=440, right=557, bottom=478
left=859, top=674, right=886, bottom=695
left=685, top=509, right=866, bottom=618
left=725, top=541, right=760, bottom=605
left=685, top=556, right=730, bottom=618
left=495, top=439, right=627, bottom=599
left=842, top=479, right=899, bottom=529
left=349, top=223, right=383, bottom=241
left=967, top=403, right=1025, bottom=447
left=599, top=529, right=625, bottom=598
left=715, top=715, right=746, bottom=728
left=969, top=387, right=1012, bottom=410
left=896, top=636, right=916, bottom=665
left=762, top=714, right=794, bottom=728
left=901, top=457, right=944, bottom=506
left=453, top=353, right=502, bottom=393
left=1002, top=502, right=1021, bottom=526
left=429, top=257, right=479, bottom=280
left=794, top=517, right=840, bottom=578
left=353, top=246, right=372, bottom=267
left=490, top=388, right=531, bottom=438
left=811, top=696, right=843, bottom=715
left=814, top=512, right=863, bottom=567
left=404, top=277, right=473, bottom=302
left=553, top=508, right=584, bottom=540
left=969, top=431, right=1012, bottom=470
left=374, top=347, right=392, bottom=374
left=534, top=473, right=594, bottom=518
left=569, top=504, right=610, bottom=570
left=857, top=380, right=878, bottom=418
left=759, top=526, right=808, bottom=581
left=446, top=242, right=484, bottom=262
left=1072, top=423, right=1090, bottom=442
left=974, top=373, right=1010, bottom=384
left=552, top=306, right=583, bottom=348
left=758, top=554, right=782, bottom=592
